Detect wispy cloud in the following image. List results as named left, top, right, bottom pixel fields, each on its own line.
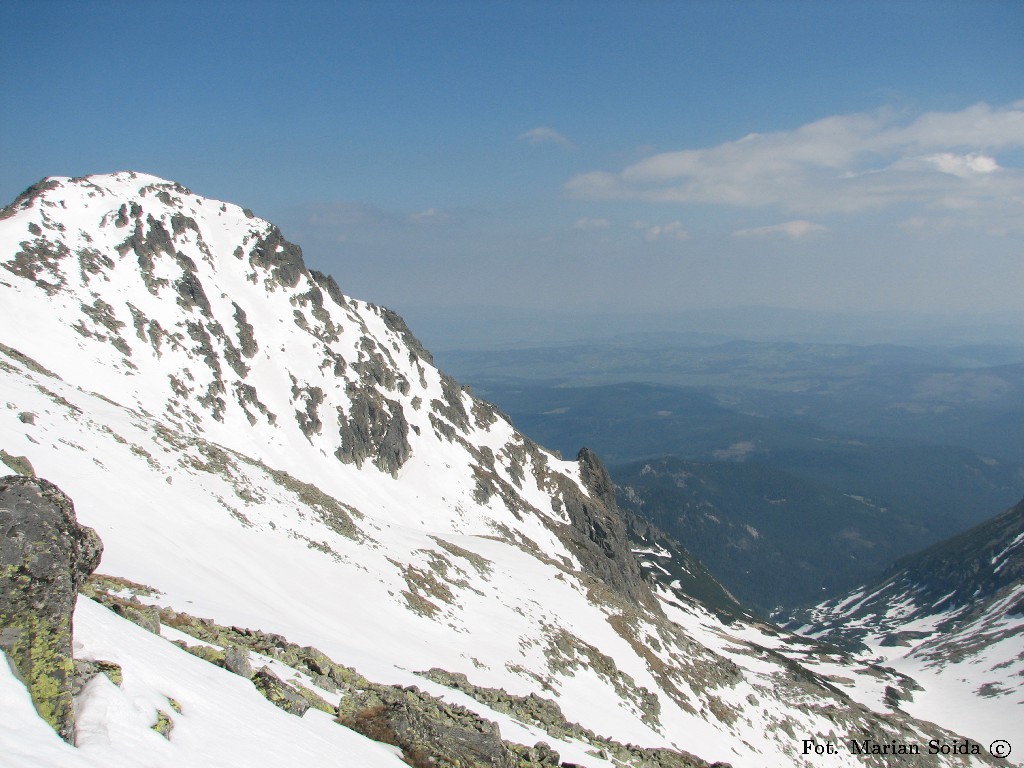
left=409, top=207, right=452, bottom=225
left=633, top=220, right=689, bottom=242
left=734, top=220, right=829, bottom=239
left=295, top=201, right=454, bottom=240
left=565, top=102, right=1024, bottom=220
left=519, top=126, right=575, bottom=149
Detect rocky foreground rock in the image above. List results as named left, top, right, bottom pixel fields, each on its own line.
left=0, top=475, right=102, bottom=742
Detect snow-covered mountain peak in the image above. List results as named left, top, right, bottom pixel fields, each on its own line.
left=1, top=172, right=587, bottom=535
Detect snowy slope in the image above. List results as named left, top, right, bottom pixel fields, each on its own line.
left=788, top=498, right=1024, bottom=754
left=0, top=172, right=1008, bottom=767
left=1, top=597, right=411, bottom=768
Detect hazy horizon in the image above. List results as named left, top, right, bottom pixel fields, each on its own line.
left=2, top=1, right=1021, bottom=327
left=394, top=302, right=1024, bottom=352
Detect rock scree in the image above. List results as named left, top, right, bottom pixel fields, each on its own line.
left=0, top=475, right=103, bottom=742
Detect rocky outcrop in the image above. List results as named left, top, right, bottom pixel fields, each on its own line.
left=248, top=226, right=306, bottom=290
left=338, top=683, right=525, bottom=768
left=0, top=476, right=103, bottom=742
left=111, top=601, right=161, bottom=634
left=252, top=665, right=312, bottom=716
left=419, top=668, right=720, bottom=768
left=223, top=645, right=254, bottom=678
left=378, top=305, right=435, bottom=365
left=335, top=387, right=412, bottom=475
left=0, top=178, right=62, bottom=221
left=83, top=577, right=568, bottom=766
left=552, top=448, right=652, bottom=607
left=623, top=510, right=749, bottom=620
left=0, top=449, right=35, bottom=477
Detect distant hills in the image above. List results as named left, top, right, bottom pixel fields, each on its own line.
left=439, top=344, right=1024, bottom=612
left=436, top=336, right=1024, bottom=462
left=613, top=456, right=926, bottom=614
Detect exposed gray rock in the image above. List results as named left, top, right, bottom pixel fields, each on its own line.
left=248, top=226, right=305, bottom=289
left=169, top=212, right=200, bottom=238
left=337, top=683, right=521, bottom=768
left=0, top=475, right=102, bottom=742
left=553, top=448, right=651, bottom=607
left=86, top=576, right=728, bottom=768
left=173, top=251, right=213, bottom=316
left=72, top=658, right=122, bottom=694
left=297, top=645, right=336, bottom=678
left=432, top=373, right=471, bottom=433
left=335, top=388, right=411, bottom=475
left=116, top=212, right=174, bottom=295
left=186, top=320, right=227, bottom=420
left=309, top=269, right=348, bottom=309
left=291, top=380, right=325, bottom=439
left=231, top=301, right=258, bottom=358
left=111, top=601, right=161, bottom=634
left=0, top=450, right=35, bottom=478
left=0, top=342, right=60, bottom=379
left=0, top=178, right=62, bottom=221
left=378, top=305, right=434, bottom=365
left=223, top=645, right=253, bottom=678
left=151, top=707, right=175, bottom=739
left=418, top=667, right=723, bottom=768
left=2, top=237, right=71, bottom=295
left=624, top=509, right=748, bottom=621
left=251, top=665, right=310, bottom=716
left=175, top=641, right=225, bottom=666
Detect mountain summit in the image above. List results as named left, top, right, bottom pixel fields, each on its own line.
left=0, top=173, right=1009, bottom=767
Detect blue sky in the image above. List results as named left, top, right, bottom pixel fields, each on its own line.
left=2, top=1, right=1022, bottom=339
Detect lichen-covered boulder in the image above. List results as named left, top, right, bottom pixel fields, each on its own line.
left=251, top=665, right=310, bottom=716
left=0, top=475, right=103, bottom=742
left=338, top=684, right=520, bottom=768
left=111, top=601, right=161, bottom=634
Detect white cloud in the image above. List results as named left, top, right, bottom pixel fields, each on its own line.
left=574, top=217, right=610, bottom=230
left=519, top=126, right=575, bottom=149
left=565, top=102, right=1024, bottom=218
left=633, top=220, right=689, bottom=242
left=924, top=152, right=999, bottom=178
left=409, top=207, right=451, bottom=225
left=734, top=220, right=829, bottom=239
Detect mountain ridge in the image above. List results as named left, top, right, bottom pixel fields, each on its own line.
left=788, top=496, right=1024, bottom=650
left=787, top=496, right=1024, bottom=752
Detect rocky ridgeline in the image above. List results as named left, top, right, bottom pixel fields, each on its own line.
left=0, top=474, right=604, bottom=765
left=419, top=668, right=720, bottom=768
left=0, top=173, right=652, bottom=610
left=0, top=474, right=993, bottom=767
left=84, top=573, right=723, bottom=768
left=788, top=496, right=1024, bottom=651
left=3, top=175, right=1012, bottom=768
left=0, top=469, right=709, bottom=768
